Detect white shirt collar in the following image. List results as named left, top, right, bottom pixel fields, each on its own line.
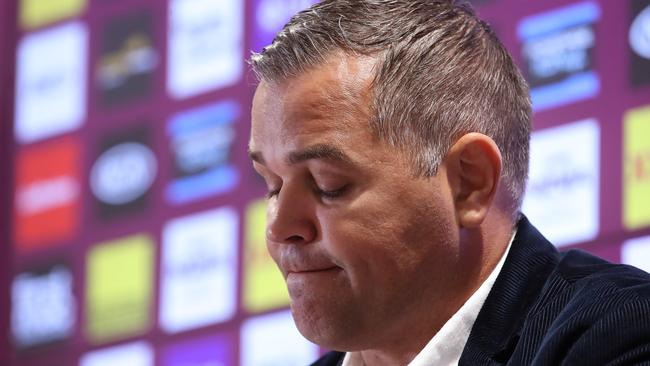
left=342, top=230, right=516, bottom=366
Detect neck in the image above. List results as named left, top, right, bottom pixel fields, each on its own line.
left=355, top=288, right=469, bottom=365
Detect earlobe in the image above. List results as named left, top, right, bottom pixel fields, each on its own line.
left=447, top=133, right=502, bottom=228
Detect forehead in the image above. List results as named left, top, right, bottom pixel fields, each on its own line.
left=249, top=56, right=376, bottom=151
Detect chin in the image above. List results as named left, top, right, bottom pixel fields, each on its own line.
left=290, top=297, right=365, bottom=351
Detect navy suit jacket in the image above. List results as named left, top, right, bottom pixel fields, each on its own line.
left=311, top=216, right=650, bottom=365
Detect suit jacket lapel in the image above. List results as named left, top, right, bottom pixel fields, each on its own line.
left=460, top=216, right=560, bottom=365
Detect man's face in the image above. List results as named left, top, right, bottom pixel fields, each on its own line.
left=249, top=56, right=464, bottom=350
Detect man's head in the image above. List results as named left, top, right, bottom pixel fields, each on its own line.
left=251, top=0, right=531, bottom=214
left=248, top=0, right=531, bottom=356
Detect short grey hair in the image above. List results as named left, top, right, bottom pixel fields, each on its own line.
left=250, top=0, right=532, bottom=214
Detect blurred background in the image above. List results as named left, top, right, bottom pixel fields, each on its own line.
left=1, top=0, right=650, bottom=365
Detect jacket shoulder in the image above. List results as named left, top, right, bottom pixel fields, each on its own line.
left=310, top=351, right=345, bottom=366
left=555, top=248, right=650, bottom=300
left=462, top=216, right=650, bottom=365
left=521, top=249, right=650, bottom=365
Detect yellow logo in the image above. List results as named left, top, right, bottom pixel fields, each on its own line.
left=20, top=0, right=86, bottom=30
left=85, top=234, right=154, bottom=344
left=623, top=105, right=650, bottom=230
left=243, top=199, right=290, bottom=313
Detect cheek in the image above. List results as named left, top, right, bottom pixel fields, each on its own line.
left=317, top=185, right=458, bottom=291
left=266, top=242, right=283, bottom=271
left=318, top=203, right=420, bottom=277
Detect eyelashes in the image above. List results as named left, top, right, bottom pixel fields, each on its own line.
left=265, top=184, right=349, bottom=201
left=265, top=188, right=280, bottom=199
left=256, top=167, right=350, bottom=202
left=314, top=185, right=348, bottom=199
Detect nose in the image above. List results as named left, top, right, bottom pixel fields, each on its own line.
left=266, top=185, right=317, bottom=245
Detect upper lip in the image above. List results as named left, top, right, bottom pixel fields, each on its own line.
left=280, top=256, right=341, bottom=275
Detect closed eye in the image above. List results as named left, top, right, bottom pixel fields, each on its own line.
left=266, top=187, right=281, bottom=199
left=314, top=185, right=348, bottom=200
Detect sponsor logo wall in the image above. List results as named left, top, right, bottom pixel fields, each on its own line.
left=243, top=199, right=290, bottom=313
left=251, top=0, right=319, bottom=52
left=161, top=333, right=233, bottom=366
left=160, top=207, right=238, bottom=334
left=80, top=341, right=154, bottom=366
left=19, top=0, right=86, bottom=30
left=517, top=1, right=601, bottom=111
left=85, top=234, right=154, bottom=344
left=167, top=0, right=244, bottom=99
left=622, top=235, right=650, bottom=273
left=15, top=21, right=87, bottom=144
left=165, top=101, right=240, bottom=204
left=523, top=119, right=600, bottom=247
left=4, top=0, right=650, bottom=365
left=96, top=11, right=159, bottom=107
left=90, top=126, right=158, bottom=220
left=623, top=105, right=650, bottom=230
left=240, top=310, right=319, bottom=366
left=11, top=264, right=76, bottom=349
left=14, top=137, right=81, bottom=249
left=630, top=0, right=650, bottom=86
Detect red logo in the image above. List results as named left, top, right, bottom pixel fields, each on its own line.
left=14, top=137, right=81, bottom=250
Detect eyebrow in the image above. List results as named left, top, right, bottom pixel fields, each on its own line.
left=248, top=144, right=354, bottom=166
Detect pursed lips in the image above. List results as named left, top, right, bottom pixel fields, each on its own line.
left=281, top=260, right=342, bottom=277
left=278, top=250, right=344, bottom=278
left=287, top=266, right=341, bottom=274
left=284, top=266, right=342, bottom=287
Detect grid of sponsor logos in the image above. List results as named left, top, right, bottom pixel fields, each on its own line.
left=4, top=0, right=650, bottom=365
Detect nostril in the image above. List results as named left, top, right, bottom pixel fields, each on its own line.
left=286, top=235, right=304, bottom=243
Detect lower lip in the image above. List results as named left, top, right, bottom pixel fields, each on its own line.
left=287, top=267, right=341, bottom=280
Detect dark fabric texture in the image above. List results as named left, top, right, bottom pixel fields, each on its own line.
left=310, top=216, right=650, bottom=365
left=310, top=351, right=345, bottom=366
left=460, top=216, right=650, bottom=365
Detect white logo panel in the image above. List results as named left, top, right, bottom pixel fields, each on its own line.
left=167, top=0, right=243, bottom=99
left=11, top=265, right=76, bottom=347
left=523, top=119, right=600, bottom=247
left=240, top=310, right=319, bottom=366
left=90, top=142, right=158, bottom=205
left=15, top=22, right=87, bottom=143
left=160, top=206, right=238, bottom=333
left=80, top=341, right=153, bottom=366
left=621, top=235, right=650, bottom=274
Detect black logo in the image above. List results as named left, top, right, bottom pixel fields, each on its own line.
left=90, top=125, right=157, bottom=219
left=96, top=11, right=158, bottom=106
left=518, top=2, right=601, bottom=111
left=630, top=0, right=650, bottom=87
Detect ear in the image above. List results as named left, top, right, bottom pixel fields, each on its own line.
left=445, top=133, right=502, bottom=228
